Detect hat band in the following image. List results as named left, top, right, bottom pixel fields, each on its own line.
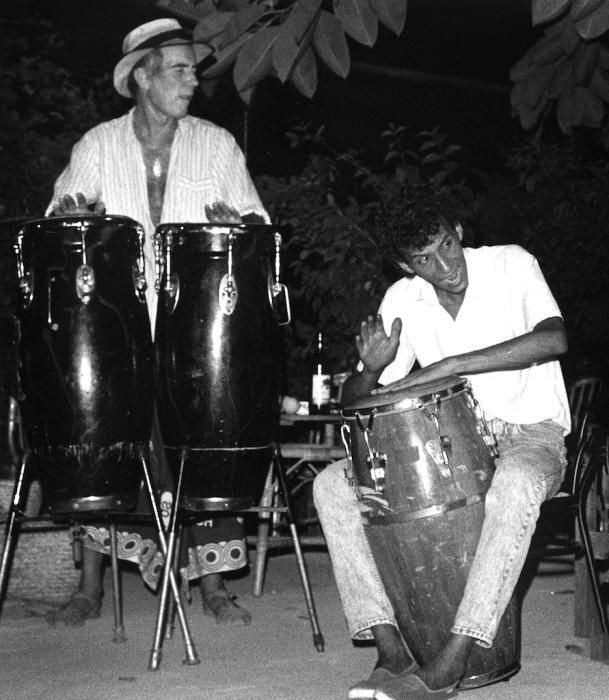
left=127, top=28, right=191, bottom=55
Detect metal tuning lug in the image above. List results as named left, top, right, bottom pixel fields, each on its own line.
left=75, top=264, right=95, bottom=303
left=132, top=225, right=147, bottom=302
left=271, top=231, right=291, bottom=325
left=355, top=409, right=386, bottom=493
left=340, top=423, right=355, bottom=486
left=218, top=232, right=237, bottom=315
left=162, top=228, right=180, bottom=314
left=153, top=230, right=164, bottom=294
left=14, top=229, right=33, bottom=309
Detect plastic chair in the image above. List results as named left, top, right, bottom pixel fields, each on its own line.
left=533, top=416, right=609, bottom=660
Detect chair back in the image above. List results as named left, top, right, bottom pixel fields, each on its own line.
left=568, top=376, right=604, bottom=446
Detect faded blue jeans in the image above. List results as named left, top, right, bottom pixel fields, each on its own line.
left=313, top=420, right=566, bottom=648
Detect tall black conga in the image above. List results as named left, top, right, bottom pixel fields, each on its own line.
left=13, top=216, right=154, bottom=513
left=154, top=223, right=282, bottom=511
left=342, top=376, right=521, bottom=689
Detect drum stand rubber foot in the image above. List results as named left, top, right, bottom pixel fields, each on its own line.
left=182, top=649, right=201, bottom=666
left=313, top=633, right=325, bottom=653
left=148, top=649, right=162, bottom=672
left=113, top=626, right=126, bottom=644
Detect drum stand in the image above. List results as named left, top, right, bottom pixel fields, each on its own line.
left=149, top=444, right=325, bottom=671
left=0, top=445, right=200, bottom=668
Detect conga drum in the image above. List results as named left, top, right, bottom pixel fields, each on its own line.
left=13, top=216, right=154, bottom=513
left=342, top=376, right=521, bottom=689
left=154, top=223, right=283, bottom=511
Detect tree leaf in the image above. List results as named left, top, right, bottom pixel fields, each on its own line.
left=546, top=57, right=572, bottom=98
left=312, top=10, right=350, bottom=78
left=221, top=5, right=268, bottom=48
left=572, top=0, right=609, bottom=39
left=556, top=81, right=579, bottom=132
left=273, top=0, right=322, bottom=82
left=368, top=0, right=407, bottom=35
left=201, top=32, right=250, bottom=79
left=518, top=62, right=557, bottom=108
left=233, top=27, right=280, bottom=92
left=599, top=44, right=609, bottom=68
left=510, top=55, right=536, bottom=82
left=156, top=0, right=212, bottom=23
left=515, top=99, right=547, bottom=131
left=333, top=0, right=378, bottom=47
left=194, top=11, right=234, bottom=42
left=570, top=0, right=606, bottom=22
left=529, top=32, right=564, bottom=65
left=560, top=16, right=581, bottom=55
left=580, top=87, right=604, bottom=126
left=532, top=0, right=571, bottom=25
left=572, top=41, right=600, bottom=84
left=238, top=85, right=255, bottom=106
left=589, top=67, right=609, bottom=101
left=290, top=47, right=318, bottom=99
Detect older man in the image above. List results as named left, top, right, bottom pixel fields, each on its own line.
left=46, top=18, right=268, bottom=627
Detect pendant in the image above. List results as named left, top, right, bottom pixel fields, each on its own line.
left=152, top=158, right=162, bottom=179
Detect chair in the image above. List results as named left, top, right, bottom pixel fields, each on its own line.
left=533, top=415, right=609, bottom=660
left=568, top=376, right=605, bottom=447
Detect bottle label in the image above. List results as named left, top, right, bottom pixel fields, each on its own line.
left=312, top=374, right=331, bottom=405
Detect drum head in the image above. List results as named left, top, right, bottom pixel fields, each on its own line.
left=19, top=214, right=141, bottom=233
left=342, top=374, right=467, bottom=415
left=155, top=222, right=277, bottom=254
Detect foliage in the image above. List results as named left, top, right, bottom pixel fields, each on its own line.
left=511, top=0, right=609, bottom=134
left=255, top=121, right=481, bottom=396
left=504, top=127, right=609, bottom=353
left=0, top=14, right=121, bottom=219
left=154, top=0, right=406, bottom=103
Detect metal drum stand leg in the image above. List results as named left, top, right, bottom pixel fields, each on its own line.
left=0, top=452, right=29, bottom=612
left=108, top=522, right=126, bottom=643
left=147, top=447, right=198, bottom=670
left=274, top=445, right=325, bottom=652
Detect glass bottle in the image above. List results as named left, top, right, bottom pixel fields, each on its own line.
left=310, top=331, right=331, bottom=414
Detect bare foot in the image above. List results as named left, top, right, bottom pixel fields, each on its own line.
left=348, top=624, right=418, bottom=699
left=373, top=623, right=416, bottom=674
left=45, top=591, right=102, bottom=627
left=415, top=634, right=474, bottom=690
left=200, top=574, right=251, bottom=626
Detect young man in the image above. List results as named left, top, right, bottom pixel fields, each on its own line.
left=46, top=18, right=268, bottom=627
left=313, top=184, right=570, bottom=699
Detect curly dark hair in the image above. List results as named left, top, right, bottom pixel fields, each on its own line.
left=373, top=183, right=460, bottom=264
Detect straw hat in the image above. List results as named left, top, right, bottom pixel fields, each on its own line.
left=113, top=18, right=212, bottom=98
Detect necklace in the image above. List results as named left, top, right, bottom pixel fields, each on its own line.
left=152, top=158, right=162, bottom=179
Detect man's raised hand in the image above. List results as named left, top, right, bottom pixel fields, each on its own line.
left=355, top=315, right=402, bottom=375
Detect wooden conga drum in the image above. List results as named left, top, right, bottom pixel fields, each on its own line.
left=153, top=223, right=283, bottom=511
left=342, top=376, right=521, bottom=689
left=13, top=216, right=154, bottom=513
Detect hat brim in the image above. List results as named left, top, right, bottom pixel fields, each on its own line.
left=113, top=41, right=212, bottom=98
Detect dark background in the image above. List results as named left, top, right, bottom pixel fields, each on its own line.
left=11, top=0, right=539, bottom=175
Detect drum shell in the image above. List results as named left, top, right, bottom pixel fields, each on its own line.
left=343, top=379, right=521, bottom=688
left=14, top=216, right=154, bottom=513
left=154, top=224, right=280, bottom=510
left=343, top=379, right=494, bottom=512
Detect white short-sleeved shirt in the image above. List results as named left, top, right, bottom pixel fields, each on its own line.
left=46, top=109, right=269, bottom=329
left=375, top=245, right=570, bottom=433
